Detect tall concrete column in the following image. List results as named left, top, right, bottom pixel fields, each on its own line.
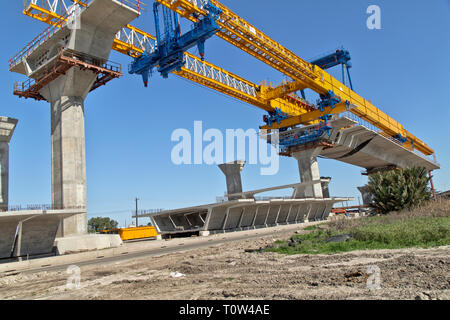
left=51, top=96, right=88, bottom=235
left=219, top=161, right=246, bottom=200
left=9, top=0, right=141, bottom=241
left=358, top=186, right=372, bottom=205
left=38, top=0, right=140, bottom=236
left=292, top=148, right=324, bottom=198
left=39, top=66, right=98, bottom=237
left=0, top=117, right=18, bottom=211
left=321, top=177, right=331, bottom=198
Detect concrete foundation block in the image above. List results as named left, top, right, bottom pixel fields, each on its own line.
left=199, top=231, right=211, bottom=237
left=54, top=234, right=122, bottom=255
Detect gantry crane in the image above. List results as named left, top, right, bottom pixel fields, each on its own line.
left=12, top=0, right=436, bottom=161
left=14, top=0, right=316, bottom=119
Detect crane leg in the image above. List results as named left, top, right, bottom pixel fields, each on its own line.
left=346, top=66, right=354, bottom=90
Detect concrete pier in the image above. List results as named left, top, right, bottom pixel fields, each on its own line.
left=48, top=91, right=90, bottom=236
left=0, top=117, right=18, bottom=212
left=10, top=0, right=140, bottom=236
left=219, top=161, right=246, bottom=200
left=358, top=186, right=372, bottom=205
left=292, top=148, right=324, bottom=198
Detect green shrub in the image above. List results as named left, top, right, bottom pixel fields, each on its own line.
left=367, top=167, right=431, bottom=214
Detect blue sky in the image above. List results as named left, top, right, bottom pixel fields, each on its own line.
left=1, top=0, right=449, bottom=227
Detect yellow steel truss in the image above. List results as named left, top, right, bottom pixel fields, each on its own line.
left=23, top=0, right=155, bottom=58
left=155, top=0, right=434, bottom=156
left=18, top=0, right=313, bottom=118
left=20, top=0, right=434, bottom=157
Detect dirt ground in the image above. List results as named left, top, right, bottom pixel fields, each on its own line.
left=0, top=228, right=449, bottom=300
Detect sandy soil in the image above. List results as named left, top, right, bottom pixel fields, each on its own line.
left=0, top=228, right=448, bottom=300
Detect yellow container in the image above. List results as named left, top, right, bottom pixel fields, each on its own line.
left=118, top=226, right=159, bottom=241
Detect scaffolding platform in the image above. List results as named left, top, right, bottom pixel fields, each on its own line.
left=13, top=49, right=122, bottom=101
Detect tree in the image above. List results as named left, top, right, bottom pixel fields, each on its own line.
left=88, top=217, right=119, bottom=233
left=367, top=167, right=431, bottom=214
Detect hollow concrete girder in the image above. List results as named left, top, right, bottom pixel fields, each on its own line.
left=265, top=204, right=282, bottom=226
left=277, top=203, right=292, bottom=223
left=254, top=204, right=270, bottom=227
left=0, top=210, right=80, bottom=259
left=147, top=197, right=353, bottom=235
left=319, top=118, right=439, bottom=171
left=222, top=203, right=253, bottom=230
left=293, top=202, right=309, bottom=223
left=0, top=218, right=21, bottom=259
left=284, top=204, right=294, bottom=224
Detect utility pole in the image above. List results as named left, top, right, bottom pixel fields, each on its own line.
left=135, top=197, right=139, bottom=227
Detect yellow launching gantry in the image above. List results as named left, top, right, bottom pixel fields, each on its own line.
left=19, top=0, right=435, bottom=159
left=154, top=0, right=434, bottom=157
left=20, top=0, right=315, bottom=120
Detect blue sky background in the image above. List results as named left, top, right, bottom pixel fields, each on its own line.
left=1, top=0, right=449, bottom=227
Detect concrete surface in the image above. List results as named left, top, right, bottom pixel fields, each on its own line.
left=0, top=209, right=82, bottom=259
left=276, top=116, right=439, bottom=172
left=0, top=117, right=18, bottom=211
left=358, top=186, right=372, bottom=205
left=54, top=234, right=122, bottom=255
left=50, top=95, right=88, bottom=236
left=227, top=179, right=331, bottom=200
left=219, top=160, right=246, bottom=200
left=323, top=117, right=440, bottom=171
left=143, top=197, right=352, bottom=235
left=292, top=148, right=324, bottom=198
left=10, top=0, right=140, bottom=237
left=0, top=221, right=325, bottom=275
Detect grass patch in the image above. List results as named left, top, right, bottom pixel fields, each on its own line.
left=303, top=224, right=323, bottom=231
left=267, top=199, right=450, bottom=255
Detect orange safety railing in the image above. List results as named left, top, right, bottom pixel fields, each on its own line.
left=119, top=0, right=145, bottom=12
left=13, top=48, right=123, bottom=100
left=9, top=12, right=70, bottom=70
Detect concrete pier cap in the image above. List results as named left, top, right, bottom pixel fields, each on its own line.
left=219, top=160, right=246, bottom=200
left=0, top=117, right=18, bottom=211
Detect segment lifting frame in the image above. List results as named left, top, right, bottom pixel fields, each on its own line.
left=155, top=0, right=435, bottom=157
left=15, top=0, right=316, bottom=119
